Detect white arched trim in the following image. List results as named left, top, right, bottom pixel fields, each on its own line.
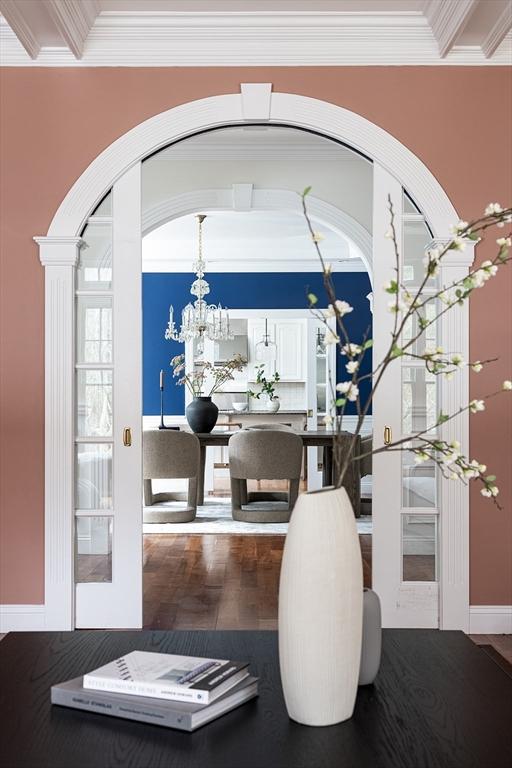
left=31, top=87, right=473, bottom=634
left=141, top=188, right=372, bottom=278
left=47, top=90, right=458, bottom=239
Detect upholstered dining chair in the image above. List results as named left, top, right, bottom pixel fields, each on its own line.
left=143, top=430, right=200, bottom=523
left=228, top=429, right=303, bottom=523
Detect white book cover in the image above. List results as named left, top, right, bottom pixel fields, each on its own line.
left=83, top=651, right=249, bottom=704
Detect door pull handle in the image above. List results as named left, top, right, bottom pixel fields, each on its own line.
left=123, top=427, right=132, bottom=447
left=383, top=426, right=392, bottom=445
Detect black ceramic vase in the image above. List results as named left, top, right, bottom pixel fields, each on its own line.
left=186, top=396, right=218, bottom=433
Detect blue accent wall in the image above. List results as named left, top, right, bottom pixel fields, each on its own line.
left=143, top=272, right=372, bottom=416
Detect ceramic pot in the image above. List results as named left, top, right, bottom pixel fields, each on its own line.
left=278, top=486, right=363, bottom=726
left=185, top=396, right=218, bottom=434
left=265, top=395, right=280, bottom=413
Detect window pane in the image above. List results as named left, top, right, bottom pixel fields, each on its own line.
left=402, top=514, right=437, bottom=581
left=403, top=189, right=420, bottom=214
left=402, top=446, right=436, bottom=508
left=90, top=191, right=112, bottom=217
left=78, top=221, right=112, bottom=290
left=76, top=444, right=112, bottom=509
left=75, top=516, right=112, bottom=583
left=403, top=219, right=437, bottom=287
left=402, top=366, right=437, bottom=435
left=77, top=296, right=112, bottom=364
left=77, top=370, right=112, bottom=437
left=403, top=299, right=438, bottom=356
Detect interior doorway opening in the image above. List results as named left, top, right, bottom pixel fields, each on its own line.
left=137, top=125, right=375, bottom=629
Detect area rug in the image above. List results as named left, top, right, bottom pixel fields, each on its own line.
left=143, top=498, right=373, bottom=535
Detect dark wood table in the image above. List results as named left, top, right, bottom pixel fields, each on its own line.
left=1, top=630, right=510, bottom=768
left=195, top=430, right=361, bottom=514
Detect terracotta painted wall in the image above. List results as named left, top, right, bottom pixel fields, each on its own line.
left=1, top=67, right=511, bottom=606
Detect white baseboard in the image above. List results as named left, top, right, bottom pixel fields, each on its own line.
left=469, top=605, right=512, bottom=634
left=0, top=605, right=46, bottom=632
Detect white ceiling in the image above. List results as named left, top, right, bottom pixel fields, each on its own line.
left=142, top=210, right=364, bottom=274
left=1, top=0, right=510, bottom=65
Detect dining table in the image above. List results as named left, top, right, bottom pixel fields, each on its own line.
left=193, top=429, right=362, bottom=515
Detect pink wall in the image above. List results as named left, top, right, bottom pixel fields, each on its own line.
left=1, top=67, right=511, bottom=605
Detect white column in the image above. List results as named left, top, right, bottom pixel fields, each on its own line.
left=438, top=244, right=475, bottom=632
left=34, top=236, right=82, bottom=630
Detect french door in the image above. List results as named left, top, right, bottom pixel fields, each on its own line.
left=74, top=164, right=143, bottom=628
left=372, top=164, right=439, bottom=628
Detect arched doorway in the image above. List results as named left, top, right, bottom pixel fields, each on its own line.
left=35, top=86, right=474, bottom=630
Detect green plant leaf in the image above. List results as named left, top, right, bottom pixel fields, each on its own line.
left=363, top=339, right=373, bottom=350
left=335, top=398, right=346, bottom=406
left=485, top=474, right=496, bottom=483
left=437, top=411, right=449, bottom=425
left=308, top=292, right=318, bottom=305
left=302, top=186, right=312, bottom=197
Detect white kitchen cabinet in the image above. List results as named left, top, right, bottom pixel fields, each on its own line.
left=247, top=318, right=306, bottom=381
left=275, top=319, right=306, bottom=381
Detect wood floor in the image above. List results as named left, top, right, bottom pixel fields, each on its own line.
left=143, top=533, right=433, bottom=630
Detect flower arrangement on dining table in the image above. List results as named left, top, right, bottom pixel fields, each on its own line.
left=302, top=187, right=511, bottom=507
left=170, top=353, right=247, bottom=397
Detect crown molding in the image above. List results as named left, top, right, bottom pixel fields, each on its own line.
left=482, top=1, right=512, bottom=58
left=0, top=0, right=40, bottom=59
left=423, top=0, right=478, bottom=57
left=43, top=0, right=99, bottom=59
left=1, top=9, right=510, bottom=66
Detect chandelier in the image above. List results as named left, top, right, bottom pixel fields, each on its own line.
left=164, top=214, right=233, bottom=356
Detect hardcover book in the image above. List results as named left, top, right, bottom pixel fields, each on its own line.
left=52, top=675, right=258, bottom=732
left=83, top=651, right=249, bottom=704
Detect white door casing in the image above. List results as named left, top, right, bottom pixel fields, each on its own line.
left=35, top=86, right=472, bottom=630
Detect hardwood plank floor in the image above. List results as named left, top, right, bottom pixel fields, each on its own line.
left=143, top=533, right=373, bottom=630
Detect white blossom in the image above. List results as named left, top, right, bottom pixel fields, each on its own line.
left=414, top=451, right=429, bottom=464
left=341, top=343, right=362, bottom=357
left=449, top=440, right=461, bottom=451
left=384, top=228, right=393, bottom=239
left=346, top=360, right=359, bottom=374
left=336, top=381, right=359, bottom=402
left=485, top=203, right=503, bottom=216
left=490, top=486, right=499, bottom=497
left=334, top=300, right=353, bottom=316
left=481, top=488, right=492, bottom=498
left=496, top=237, right=511, bottom=247
left=451, top=353, right=464, bottom=367
left=451, top=236, right=466, bottom=251
left=324, top=329, right=339, bottom=345
left=503, top=380, right=512, bottom=390
left=469, top=399, right=485, bottom=413
left=471, top=361, right=483, bottom=373
left=323, top=414, right=333, bottom=426
left=451, top=220, right=468, bottom=234
left=481, top=260, right=498, bottom=277
left=312, top=231, right=324, bottom=243
left=445, top=371, right=455, bottom=381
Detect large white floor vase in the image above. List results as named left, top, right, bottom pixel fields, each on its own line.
left=278, top=486, right=363, bottom=726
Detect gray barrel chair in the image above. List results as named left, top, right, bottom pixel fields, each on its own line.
left=143, top=430, right=200, bottom=523
left=228, top=429, right=303, bottom=523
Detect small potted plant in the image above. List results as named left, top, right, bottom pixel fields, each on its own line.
left=171, top=353, right=246, bottom=433
left=248, top=364, right=281, bottom=412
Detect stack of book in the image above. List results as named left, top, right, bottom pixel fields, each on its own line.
left=51, top=651, right=258, bottom=732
